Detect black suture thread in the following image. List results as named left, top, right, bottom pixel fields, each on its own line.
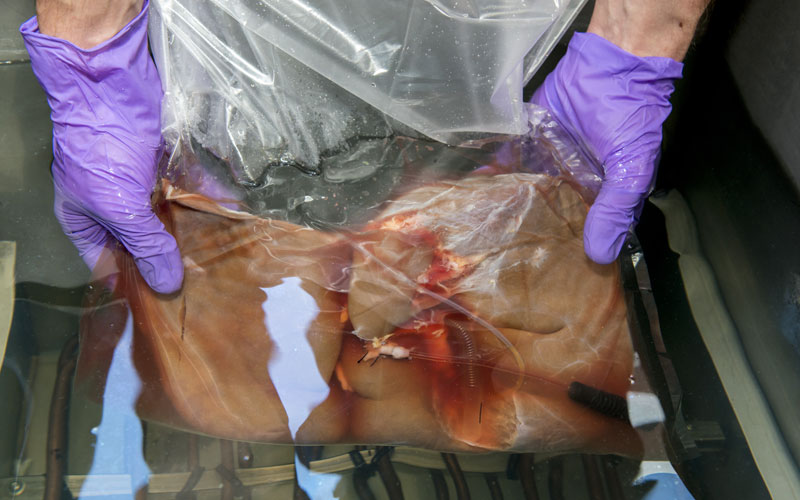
left=180, top=295, right=187, bottom=341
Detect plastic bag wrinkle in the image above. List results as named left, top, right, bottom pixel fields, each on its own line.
left=150, top=0, right=587, bottom=179
left=77, top=104, right=640, bottom=455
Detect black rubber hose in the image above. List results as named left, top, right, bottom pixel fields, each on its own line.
left=601, top=456, right=625, bottom=500
left=376, top=447, right=404, bottom=500
left=237, top=442, right=254, bottom=500
left=350, top=448, right=376, bottom=500
left=581, top=455, right=607, bottom=500
left=175, top=434, right=202, bottom=500
left=44, top=336, right=78, bottom=500
left=547, top=456, right=564, bottom=500
left=517, top=454, right=540, bottom=500
left=442, top=453, right=471, bottom=500
left=484, top=473, right=504, bottom=500
left=238, top=442, right=254, bottom=468
left=175, top=467, right=204, bottom=500
left=219, top=440, right=235, bottom=500
left=295, top=445, right=324, bottom=467
left=293, top=479, right=312, bottom=500
left=430, top=469, right=450, bottom=500
left=353, top=467, right=377, bottom=500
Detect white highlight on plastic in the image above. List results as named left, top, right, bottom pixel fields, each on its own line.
left=261, top=277, right=328, bottom=438
left=261, top=277, right=341, bottom=498
left=625, top=391, right=666, bottom=428
left=80, top=310, right=150, bottom=497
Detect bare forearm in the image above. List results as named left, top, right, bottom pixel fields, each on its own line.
left=587, top=0, right=712, bottom=61
left=36, top=0, right=143, bottom=49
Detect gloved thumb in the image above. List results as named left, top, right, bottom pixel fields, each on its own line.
left=109, top=210, right=184, bottom=294
left=583, top=188, right=644, bottom=265
left=133, top=244, right=184, bottom=295
left=54, top=191, right=183, bottom=293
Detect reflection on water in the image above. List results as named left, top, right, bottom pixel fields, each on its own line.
left=294, top=458, right=341, bottom=500
left=0, top=133, right=739, bottom=500
left=263, top=277, right=342, bottom=497
left=80, top=311, right=149, bottom=498
left=263, top=277, right=328, bottom=438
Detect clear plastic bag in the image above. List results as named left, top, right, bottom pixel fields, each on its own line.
left=149, top=0, right=587, bottom=184
left=78, top=107, right=641, bottom=455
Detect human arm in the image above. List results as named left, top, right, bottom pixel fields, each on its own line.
left=36, top=0, right=143, bottom=49
left=587, top=0, right=710, bottom=60
left=533, top=0, right=712, bottom=264
left=21, top=0, right=183, bottom=293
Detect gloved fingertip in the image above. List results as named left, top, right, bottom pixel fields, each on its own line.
left=583, top=236, right=623, bottom=265
left=583, top=209, right=629, bottom=265
left=135, top=248, right=184, bottom=294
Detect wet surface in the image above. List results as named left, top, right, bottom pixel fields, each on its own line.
left=0, top=117, right=660, bottom=498
left=0, top=3, right=791, bottom=494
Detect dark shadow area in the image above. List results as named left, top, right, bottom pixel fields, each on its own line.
left=635, top=0, right=800, bottom=497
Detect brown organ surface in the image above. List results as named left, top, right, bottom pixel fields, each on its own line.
left=77, top=174, right=641, bottom=456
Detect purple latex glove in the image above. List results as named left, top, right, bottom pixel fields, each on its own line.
left=532, top=32, right=683, bottom=264
left=20, top=0, right=183, bottom=293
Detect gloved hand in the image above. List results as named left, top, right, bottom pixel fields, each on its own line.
left=20, top=0, right=183, bottom=293
left=532, top=32, right=683, bottom=264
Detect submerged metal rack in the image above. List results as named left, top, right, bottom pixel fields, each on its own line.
left=0, top=242, right=703, bottom=500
